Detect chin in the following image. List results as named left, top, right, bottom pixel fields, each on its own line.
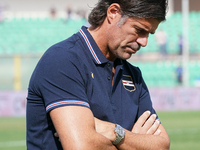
left=119, top=54, right=132, bottom=60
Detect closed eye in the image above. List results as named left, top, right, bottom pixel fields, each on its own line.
left=135, top=27, right=149, bottom=37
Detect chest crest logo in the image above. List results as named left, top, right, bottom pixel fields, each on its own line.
left=122, top=75, right=136, bottom=92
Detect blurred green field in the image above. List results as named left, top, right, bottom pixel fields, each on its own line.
left=0, top=117, right=26, bottom=150
left=157, top=111, right=200, bottom=150
left=0, top=111, right=199, bottom=150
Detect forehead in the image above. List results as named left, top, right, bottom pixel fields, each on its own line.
left=124, top=17, right=160, bottom=34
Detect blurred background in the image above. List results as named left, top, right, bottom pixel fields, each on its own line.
left=0, top=0, right=199, bottom=149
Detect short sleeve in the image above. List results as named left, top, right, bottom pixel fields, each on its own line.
left=29, top=46, right=90, bottom=113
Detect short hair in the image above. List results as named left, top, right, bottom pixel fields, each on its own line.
left=88, top=0, right=168, bottom=27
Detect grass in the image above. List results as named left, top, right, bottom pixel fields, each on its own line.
left=0, top=111, right=199, bottom=150
left=0, top=117, right=26, bottom=150
left=157, top=111, right=200, bottom=150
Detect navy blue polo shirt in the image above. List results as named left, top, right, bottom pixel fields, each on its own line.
left=26, top=26, right=158, bottom=149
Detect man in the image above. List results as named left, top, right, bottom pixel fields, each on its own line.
left=175, top=64, right=183, bottom=85
left=27, top=0, right=170, bottom=149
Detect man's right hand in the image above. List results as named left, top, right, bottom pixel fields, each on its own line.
left=131, top=111, right=161, bottom=135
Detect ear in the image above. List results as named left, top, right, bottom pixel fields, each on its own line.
left=107, top=3, right=121, bottom=22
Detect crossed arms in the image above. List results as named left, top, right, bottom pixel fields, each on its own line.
left=50, top=106, right=170, bottom=150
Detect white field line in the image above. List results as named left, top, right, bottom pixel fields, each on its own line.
left=0, top=140, right=25, bottom=148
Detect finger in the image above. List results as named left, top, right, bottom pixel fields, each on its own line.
left=146, top=119, right=160, bottom=135
left=131, top=111, right=151, bottom=134
left=134, top=111, right=151, bottom=128
left=54, top=132, right=59, bottom=137
left=142, top=114, right=157, bottom=131
left=154, top=129, right=161, bottom=136
left=54, top=132, right=61, bottom=142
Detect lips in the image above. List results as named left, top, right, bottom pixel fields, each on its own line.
left=126, top=43, right=141, bottom=53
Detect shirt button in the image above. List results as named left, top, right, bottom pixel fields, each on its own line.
left=107, top=63, right=110, bottom=67
left=107, top=76, right=111, bottom=80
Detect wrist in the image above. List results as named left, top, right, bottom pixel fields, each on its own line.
left=112, top=124, right=125, bottom=145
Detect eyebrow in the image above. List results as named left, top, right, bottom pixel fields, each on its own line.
left=134, top=25, right=155, bottom=35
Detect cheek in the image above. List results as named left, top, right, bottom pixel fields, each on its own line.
left=108, top=33, right=122, bottom=49
left=120, top=35, right=135, bottom=47
left=108, top=27, right=137, bottom=49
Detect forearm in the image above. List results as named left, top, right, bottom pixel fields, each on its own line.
left=117, top=129, right=170, bottom=150
left=84, top=132, right=118, bottom=150
left=59, top=130, right=117, bottom=150
left=51, top=106, right=118, bottom=150
left=94, top=113, right=170, bottom=150
left=117, top=112, right=170, bottom=150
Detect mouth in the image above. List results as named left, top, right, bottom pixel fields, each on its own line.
left=126, top=45, right=141, bottom=54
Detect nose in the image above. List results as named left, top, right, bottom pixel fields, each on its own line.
left=136, top=35, right=148, bottom=47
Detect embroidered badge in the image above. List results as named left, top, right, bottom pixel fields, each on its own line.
left=122, top=75, right=136, bottom=92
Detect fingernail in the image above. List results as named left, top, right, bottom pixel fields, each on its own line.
left=155, top=119, right=160, bottom=124
left=146, top=111, right=151, bottom=114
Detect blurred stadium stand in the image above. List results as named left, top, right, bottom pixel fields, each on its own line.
left=1, top=11, right=200, bottom=55
left=0, top=0, right=200, bottom=91
left=0, top=17, right=87, bottom=54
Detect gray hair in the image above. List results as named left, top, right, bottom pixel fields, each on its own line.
left=88, top=0, right=168, bottom=28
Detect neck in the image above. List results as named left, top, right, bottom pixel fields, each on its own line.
left=112, top=65, right=116, bottom=86
left=88, top=26, right=116, bottom=62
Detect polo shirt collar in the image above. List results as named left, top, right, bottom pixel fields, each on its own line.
left=79, top=26, right=110, bottom=64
